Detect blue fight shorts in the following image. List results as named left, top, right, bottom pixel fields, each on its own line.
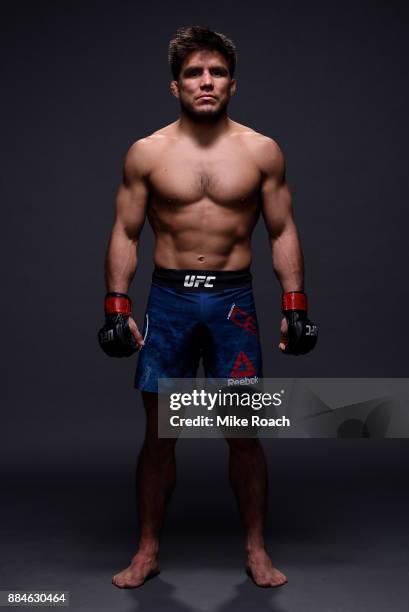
left=134, top=267, right=263, bottom=392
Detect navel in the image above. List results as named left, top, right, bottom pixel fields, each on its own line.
left=197, top=255, right=205, bottom=262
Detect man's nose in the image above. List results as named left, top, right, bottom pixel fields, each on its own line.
left=200, top=70, right=214, bottom=88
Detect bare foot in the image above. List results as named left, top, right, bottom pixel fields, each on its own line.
left=246, top=549, right=287, bottom=588
left=112, top=551, right=160, bottom=588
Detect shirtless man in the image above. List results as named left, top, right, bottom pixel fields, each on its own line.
left=98, top=26, right=317, bottom=589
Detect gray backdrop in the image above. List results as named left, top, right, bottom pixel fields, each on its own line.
left=2, top=1, right=409, bottom=611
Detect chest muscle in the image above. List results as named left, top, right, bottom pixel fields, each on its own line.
left=149, top=149, right=261, bottom=207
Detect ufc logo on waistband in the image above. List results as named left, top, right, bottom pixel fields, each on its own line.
left=184, top=275, right=216, bottom=288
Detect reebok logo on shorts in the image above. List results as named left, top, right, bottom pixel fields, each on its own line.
left=230, top=351, right=256, bottom=378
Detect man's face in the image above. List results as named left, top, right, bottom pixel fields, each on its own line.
left=170, top=49, right=236, bottom=119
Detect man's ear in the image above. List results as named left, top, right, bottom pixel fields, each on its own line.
left=230, top=79, right=237, bottom=97
left=170, top=80, right=180, bottom=99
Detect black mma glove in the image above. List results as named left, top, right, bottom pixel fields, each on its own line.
left=282, top=291, right=318, bottom=355
left=98, top=292, right=138, bottom=357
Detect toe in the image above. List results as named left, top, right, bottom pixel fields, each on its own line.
left=271, top=576, right=287, bottom=587
left=112, top=575, right=125, bottom=588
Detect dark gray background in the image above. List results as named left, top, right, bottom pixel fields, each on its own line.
left=2, top=1, right=409, bottom=610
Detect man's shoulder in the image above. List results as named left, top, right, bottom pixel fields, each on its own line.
left=123, top=123, right=177, bottom=177
left=127, top=123, right=177, bottom=157
left=231, top=122, right=284, bottom=172
left=229, top=122, right=284, bottom=175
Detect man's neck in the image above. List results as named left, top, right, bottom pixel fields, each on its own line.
left=177, top=111, right=231, bottom=146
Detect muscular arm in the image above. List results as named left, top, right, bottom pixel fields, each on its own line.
left=105, top=143, right=149, bottom=292
left=260, top=140, right=304, bottom=292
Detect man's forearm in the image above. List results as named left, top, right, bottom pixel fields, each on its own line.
left=270, top=227, right=304, bottom=292
left=105, top=227, right=138, bottom=293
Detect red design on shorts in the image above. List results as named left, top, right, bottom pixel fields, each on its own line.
left=229, top=306, right=258, bottom=337
left=230, top=351, right=256, bottom=378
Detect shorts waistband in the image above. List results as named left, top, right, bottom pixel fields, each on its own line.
left=152, top=266, right=252, bottom=291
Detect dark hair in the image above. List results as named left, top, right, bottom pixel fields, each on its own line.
left=168, top=26, right=237, bottom=80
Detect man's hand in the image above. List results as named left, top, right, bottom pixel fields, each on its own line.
left=128, top=315, right=145, bottom=348
left=279, top=316, right=289, bottom=352
left=279, top=291, right=318, bottom=355
left=98, top=293, right=144, bottom=358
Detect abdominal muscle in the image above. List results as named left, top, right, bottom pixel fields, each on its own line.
left=148, top=196, right=260, bottom=271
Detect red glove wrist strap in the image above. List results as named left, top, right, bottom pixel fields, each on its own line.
left=282, top=291, right=308, bottom=311
left=105, top=293, right=132, bottom=315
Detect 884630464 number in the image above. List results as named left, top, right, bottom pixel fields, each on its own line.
left=0, top=591, right=69, bottom=607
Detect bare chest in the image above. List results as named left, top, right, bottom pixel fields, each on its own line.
left=148, top=147, right=261, bottom=206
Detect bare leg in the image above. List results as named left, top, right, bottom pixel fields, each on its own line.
left=226, top=437, right=287, bottom=587
left=112, top=392, right=177, bottom=588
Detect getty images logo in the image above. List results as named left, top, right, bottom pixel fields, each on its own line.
left=184, top=274, right=216, bottom=288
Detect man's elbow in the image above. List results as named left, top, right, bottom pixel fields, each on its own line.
left=112, top=221, right=142, bottom=247
left=269, top=222, right=298, bottom=245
